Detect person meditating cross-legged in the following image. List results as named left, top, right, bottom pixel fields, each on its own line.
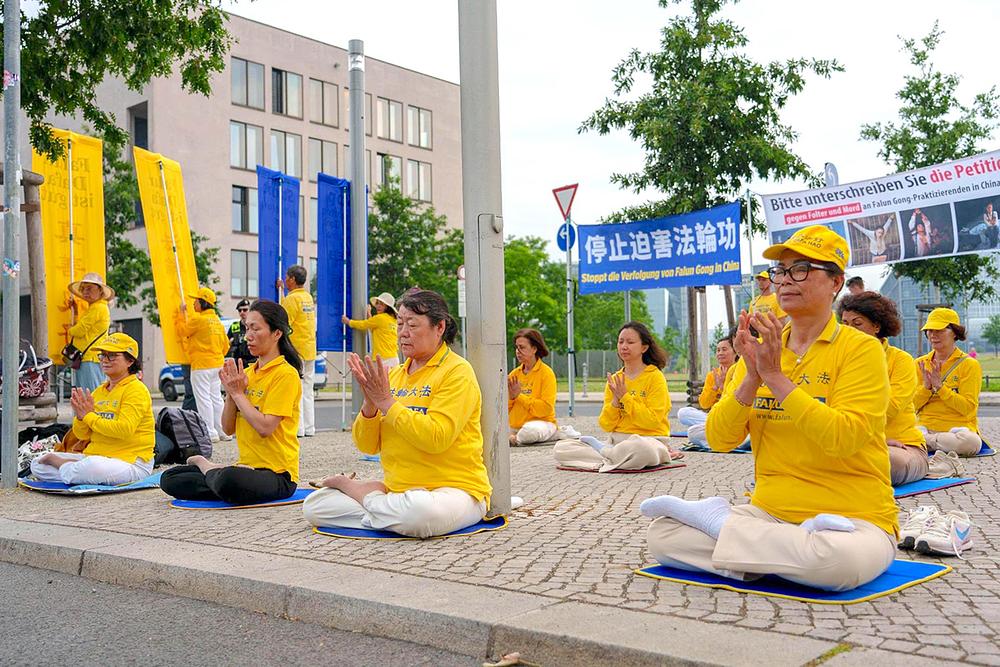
left=303, top=290, right=492, bottom=539
left=676, top=334, right=738, bottom=448
left=642, top=225, right=898, bottom=592
left=508, top=328, right=559, bottom=445
left=160, top=301, right=303, bottom=505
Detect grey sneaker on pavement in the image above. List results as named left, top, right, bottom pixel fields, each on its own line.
left=925, top=450, right=966, bottom=480
left=899, top=505, right=940, bottom=550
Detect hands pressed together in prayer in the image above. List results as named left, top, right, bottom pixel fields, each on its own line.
left=219, top=358, right=250, bottom=396
left=347, top=353, right=394, bottom=417
left=606, top=372, right=627, bottom=408
left=920, top=359, right=943, bottom=393
left=70, top=387, right=95, bottom=420
left=733, top=310, right=795, bottom=404
left=507, top=375, right=522, bottom=401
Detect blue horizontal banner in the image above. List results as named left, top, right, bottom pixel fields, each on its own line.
left=577, top=201, right=742, bottom=294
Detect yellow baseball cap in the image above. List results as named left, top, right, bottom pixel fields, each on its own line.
left=188, top=286, right=217, bottom=306
left=756, top=270, right=770, bottom=279
left=93, top=333, right=139, bottom=359
left=763, top=225, right=849, bottom=272
left=922, top=307, right=961, bottom=331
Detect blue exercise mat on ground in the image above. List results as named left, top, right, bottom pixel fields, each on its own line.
left=314, top=515, right=508, bottom=540
left=893, top=477, right=975, bottom=498
left=978, top=440, right=995, bottom=457
left=358, top=454, right=381, bottom=462
left=669, top=430, right=688, bottom=438
left=635, top=559, right=950, bottom=605
left=680, top=442, right=751, bottom=453
left=18, top=472, right=162, bottom=495
left=169, top=487, right=314, bottom=510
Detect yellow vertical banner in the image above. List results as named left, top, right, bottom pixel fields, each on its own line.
left=32, top=130, right=106, bottom=359
left=134, top=147, right=198, bottom=364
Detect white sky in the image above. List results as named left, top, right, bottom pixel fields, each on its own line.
left=222, top=0, right=1000, bottom=328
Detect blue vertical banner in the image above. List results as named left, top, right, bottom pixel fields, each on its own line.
left=316, top=173, right=352, bottom=352
left=576, top=201, right=742, bottom=294
left=257, top=165, right=300, bottom=302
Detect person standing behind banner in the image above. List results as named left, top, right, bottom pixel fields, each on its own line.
left=749, top=270, right=787, bottom=323
left=227, top=298, right=257, bottom=367
left=279, top=265, right=317, bottom=437
left=65, top=272, right=113, bottom=392
left=342, top=291, right=399, bottom=369
left=175, top=286, right=229, bottom=443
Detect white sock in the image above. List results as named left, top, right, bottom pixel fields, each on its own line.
left=800, top=513, right=856, bottom=533
left=579, top=436, right=608, bottom=452
left=950, top=426, right=971, bottom=434
left=639, top=496, right=731, bottom=539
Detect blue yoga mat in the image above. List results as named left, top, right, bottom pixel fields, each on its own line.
left=358, top=454, right=381, bottom=462
left=314, top=515, right=507, bottom=540
left=680, top=442, right=751, bottom=454
left=978, top=440, right=995, bottom=457
left=669, top=430, right=689, bottom=438
left=18, top=472, right=162, bottom=495
left=636, top=559, right=950, bottom=605
left=169, top=487, right=314, bottom=510
left=893, top=477, right=975, bottom=498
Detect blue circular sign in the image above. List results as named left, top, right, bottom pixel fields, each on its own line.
left=557, top=222, right=576, bottom=251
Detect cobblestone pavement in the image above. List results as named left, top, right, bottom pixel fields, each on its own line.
left=3, top=417, right=999, bottom=664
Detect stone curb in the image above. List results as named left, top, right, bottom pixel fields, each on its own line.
left=0, top=517, right=862, bottom=666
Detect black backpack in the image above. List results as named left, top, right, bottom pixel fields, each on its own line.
left=155, top=407, right=213, bottom=466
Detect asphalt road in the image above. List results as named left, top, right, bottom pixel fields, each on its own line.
left=0, top=561, right=473, bottom=667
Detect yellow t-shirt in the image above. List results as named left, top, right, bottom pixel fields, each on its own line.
left=236, top=356, right=303, bottom=481
left=74, top=374, right=155, bottom=463
left=884, top=340, right=925, bottom=450
left=352, top=343, right=493, bottom=503
left=750, top=292, right=787, bottom=319
left=67, top=300, right=110, bottom=363
left=174, top=309, right=228, bottom=370
left=914, top=348, right=981, bottom=434
left=508, top=360, right=558, bottom=429
left=281, top=288, right=317, bottom=361
left=706, top=314, right=898, bottom=537
left=598, top=365, right=671, bottom=436
left=348, top=312, right=398, bottom=361
left=698, top=366, right=734, bottom=411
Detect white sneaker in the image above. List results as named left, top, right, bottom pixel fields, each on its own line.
left=218, top=433, right=233, bottom=442
left=898, top=505, right=940, bottom=550
left=925, top=450, right=966, bottom=479
left=915, top=510, right=974, bottom=556
left=210, top=435, right=221, bottom=444
left=557, top=424, right=581, bottom=439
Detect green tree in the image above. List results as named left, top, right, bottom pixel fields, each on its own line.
left=860, top=23, right=1000, bottom=303
left=6, top=0, right=232, bottom=159
left=983, top=314, right=1000, bottom=356
left=574, top=291, right=652, bottom=352
left=580, top=0, right=839, bottom=385
left=504, top=237, right=565, bottom=350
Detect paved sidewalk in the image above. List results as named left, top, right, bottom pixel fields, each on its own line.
left=1, top=418, right=998, bottom=665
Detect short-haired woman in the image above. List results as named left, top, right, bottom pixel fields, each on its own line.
left=508, top=328, right=559, bottom=444
left=160, top=301, right=304, bottom=505
left=304, top=290, right=492, bottom=538
left=913, top=308, right=983, bottom=456
left=838, top=291, right=928, bottom=485
left=642, top=225, right=897, bottom=591
left=31, top=333, right=154, bottom=485
left=343, top=291, right=400, bottom=369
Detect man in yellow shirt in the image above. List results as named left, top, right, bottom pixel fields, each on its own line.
left=749, top=270, right=787, bottom=321
left=175, top=286, right=229, bottom=442
left=279, top=265, right=318, bottom=437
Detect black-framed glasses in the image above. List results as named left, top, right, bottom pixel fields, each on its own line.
left=97, top=352, right=122, bottom=361
left=237, top=308, right=249, bottom=313
left=766, top=261, right=835, bottom=283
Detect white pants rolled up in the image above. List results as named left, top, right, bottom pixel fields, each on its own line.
left=30, top=453, right=152, bottom=486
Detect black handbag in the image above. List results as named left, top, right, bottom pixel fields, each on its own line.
left=61, top=330, right=106, bottom=370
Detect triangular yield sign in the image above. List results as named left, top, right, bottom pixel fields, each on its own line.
left=552, top=184, right=578, bottom=220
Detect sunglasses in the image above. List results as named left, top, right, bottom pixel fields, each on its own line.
left=237, top=308, right=249, bottom=313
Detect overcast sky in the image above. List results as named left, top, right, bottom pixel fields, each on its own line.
left=222, top=0, right=1000, bottom=326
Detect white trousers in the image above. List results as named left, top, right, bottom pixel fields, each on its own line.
left=303, top=486, right=486, bottom=538
left=515, top=420, right=558, bottom=444
left=30, top=453, right=152, bottom=486
left=299, top=360, right=316, bottom=436
left=191, top=367, right=224, bottom=439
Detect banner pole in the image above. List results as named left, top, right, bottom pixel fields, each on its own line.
left=746, top=188, right=756, bottom=301
left=67, top=136, right=76, bottom=327
left=341, top=185, right=348, bottom=431
left=157, top=161, right=187, bottom=309
left=277, top=177, right=284, bottom=299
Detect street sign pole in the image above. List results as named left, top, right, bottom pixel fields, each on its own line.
left=553, top=183, right=578, bottom=418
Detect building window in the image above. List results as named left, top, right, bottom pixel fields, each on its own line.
left=272, top=68, right=303, bottom=118
left=231, top=249, right=259, bottom=298
left=230, top=121, right=263, bottom=170
left=298, top=195, right=305, bottom=241
left=309, top=197, right=318, bottom=241
left=343, top=89, right=373, bottom=136
left=231, top=186, right=259, bottom=234
left=377, top=153, right=402, bottom=188
left=407, top=106, right=432, bottom=149
left=406, top=160, right=432, bottom=202
left=308, top=138, right=338, bottom=182
left=232, top=57, right=265, bottom=109
left=269, top=129, right=302, bottom=178
left=376, top=97, right=403, bottom=142
left=342, top=145, right=373, bottom=184
left=309, top=79, right=339, bottom=127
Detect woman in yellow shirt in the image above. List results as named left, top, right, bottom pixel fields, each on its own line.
left=160, top=301, right=303, bottom=505
left=304, top=290, right=491, bottom=538
left=66, top=272, right=113, bottom=392
left=838, top=291, right=928, bottom=485
left=31, top=333, right=154, bottom=485
left=343, top=291, right=399, bottom=368
left=642, top=225, right=897, bottom=591
left=677, top=334, right=737, bottom=448
left=554, top=321, right=680, bottom=470
left=913, top=308, right=982, bottom=456
left=174, top=286, right=230, bottom=442
left=508, top=328, right=558, bottom=444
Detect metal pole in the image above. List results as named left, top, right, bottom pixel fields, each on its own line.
left=277, top=177, right=284, bottom=296
left=2, top=0, right=23, bottom=486
left=67, top=137, right=75, bottom=287
left=698, top=287, right=710, bottom=375
left=582, top=351, right=589, bottom=398
left=624, top=290, right=631, bottom=322
left=746, top=189, right=757, bottom=301
left=341, top=186, right=348, bottom=431
left=157, top=162, right=187, bottom=306
left=458, top=0, right=510, bottom=516
left=461, top=316, right=467, bottom=357
left=565, top=215, right=574, bottom=418
left=348, top=39, right=368, bottom=419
